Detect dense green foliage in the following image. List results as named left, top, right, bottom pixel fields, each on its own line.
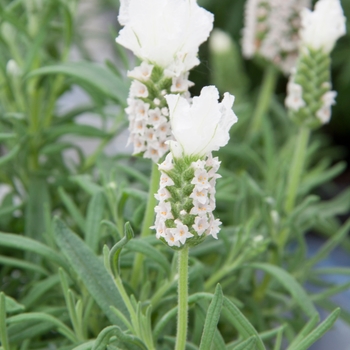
left=1, top=0, right=350, bottom=349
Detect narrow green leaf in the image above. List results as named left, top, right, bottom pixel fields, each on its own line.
left=58, top=187, right=86, bottom=232
left=248, top=263, right=317, bottom=317
left=0, top=293, right=10, bottom=350
left=70, top=175, right=103, bottom=195
left=6, top=312, right=77, bottom=343
left=72, top=340, right=95, bottom=350
left=27, top=61, right=129, bottom=104
left=110, top=306, right=134, bottom=332
left=3, top=295, right=24, bottom=314
left=0, top=255, right=48, bottom=275
left=199, top=284, right=224, bottom=350
left=304, top=218, right=350, bottom=270
left=125, top=239, right=171, bottom=276
left=311, top=282, right=350, bottom=302
left=85, top=191, right=105, bottom=253
left=92, top=325, right=147, bottom=350
left=288, top=314, right=319, bottom=348
left=315, top=267, right=350, bottom=275
left=0, top=133, right=16, bottom=140
left=0, top=232, right=70, bottom=272
left=288, top=309, right=340, bottom=350
left=8, top=320, right=56, bottom=344
left=0, top=145, right=20, bottom=166
left=21, top=275, right=60, bottom=308
left=222, top=297, right=266, bottom=350
left=115, top=164, right=150, bottom=188
left=273, top=326, right=284, bottom=350
left=231, top=336, right=257, bottom=350
left=0, top=204, right=21, bottom=218
left=25, top=176, right=51, bottom=241
left=54, top=218, right=129, bottom=328
left=301, top=162, right=346, bottom=193
left=46, top=124, right=108, bottom=140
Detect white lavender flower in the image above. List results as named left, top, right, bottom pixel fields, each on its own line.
left=152, top=87, right=237, bottom=248
left=285, top=0, right=346, bottom=127
left=117, top=0, right=214, bottom=162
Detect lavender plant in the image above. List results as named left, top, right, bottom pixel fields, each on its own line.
left=0, top=0, right=350, bottom=349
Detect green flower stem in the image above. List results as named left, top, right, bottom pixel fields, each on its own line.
left=284, top=126, right=310, bottom=214
left=114, top=275, right=137, bottom=330
left=130, top=162, right=160, bottom=289
left=250, top=65, right=278, bottom=135
left=175, top=246, right=189, bottom=350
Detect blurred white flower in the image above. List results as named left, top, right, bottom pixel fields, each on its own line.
left=209, top=29, right=232, bottom=53
left=165, top=86, right=237, bottom=158
left=242, top=0, right=311, bottom=74
left=300, top=0, right=346, bottom=53
left=6, top=59, right=21, bottom=77
left=116, top=0, right=213, bottom=76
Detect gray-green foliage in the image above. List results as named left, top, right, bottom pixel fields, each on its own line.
left=0, top=0, right=349, bottom=349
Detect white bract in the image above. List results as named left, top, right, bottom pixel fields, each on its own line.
left=300, top=0, right=346, bottom=53
left=165, top=86, right=237, bottom=158
left=116, top=0, right=213, bottom=76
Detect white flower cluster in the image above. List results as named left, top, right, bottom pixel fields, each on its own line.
left=242, top=0, right=311, bottom=73
left=126, top=62, right=193, bottom=162
left=285, top=0, right=346, bottom=126
left=285, top=72, right=337, bottom=125
left=152, top=153, right=222, bottom=248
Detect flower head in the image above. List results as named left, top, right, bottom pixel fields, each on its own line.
left=116, top=0, right=214, bottom=76
left=165, top=86, right=237, bottom=158
left=152, top=153, right=222, bottom=248
left=242, top=0, right=312, bottom=74
left=300, top=0, right=346, bottom=53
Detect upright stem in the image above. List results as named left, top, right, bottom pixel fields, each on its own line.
left=175, top=246, right=189, bottom=350
left=284, top=126, right=310, bottom=214
left=279, top=126, right=310, bottom=252
left=130, top=163, right=160, bottom=289
left=250, top=65, right=278, bottom=135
